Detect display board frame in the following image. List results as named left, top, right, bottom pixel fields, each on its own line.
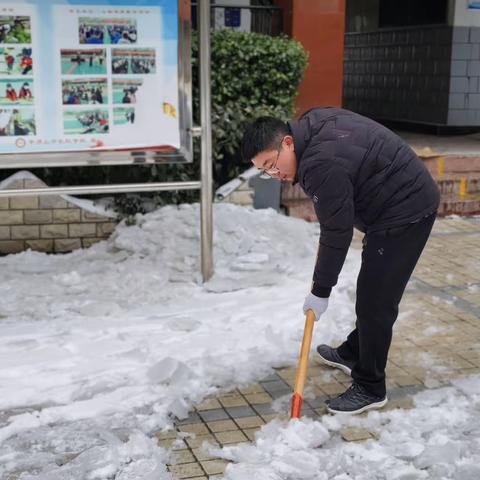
left=0, top=0, right=192, bottom=169
left=0, top=0, right=213, bottom=281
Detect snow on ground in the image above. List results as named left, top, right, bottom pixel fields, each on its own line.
left=0, top=203, right=360, bottom=479
left=1, top=203, right=475, bottom=480
left=214, top=376, right=480, bottom=480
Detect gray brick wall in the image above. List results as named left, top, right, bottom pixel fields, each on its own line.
left=448, top=26, right=480, bottom=126
left=343, top=26, right=452, bottom=125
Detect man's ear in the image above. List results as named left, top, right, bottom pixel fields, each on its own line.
left=284, top=135, right=295, bottom=150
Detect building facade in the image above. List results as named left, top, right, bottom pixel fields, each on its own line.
left=344, top=0, right=480, bottom=129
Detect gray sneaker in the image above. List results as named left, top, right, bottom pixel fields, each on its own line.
left=316, top=344, right=355, bottom=376
left=326, top=382, right=388, bottom=415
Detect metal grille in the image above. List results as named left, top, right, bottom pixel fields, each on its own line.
left=191, top=2, right=283, bottom=36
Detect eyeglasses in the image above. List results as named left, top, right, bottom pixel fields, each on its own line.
left=258, top=143, right=282, bottom=179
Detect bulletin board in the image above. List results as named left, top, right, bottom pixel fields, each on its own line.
left=0, top=0, right=192, bottom=167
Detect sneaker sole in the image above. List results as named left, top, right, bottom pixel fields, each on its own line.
left=327, top=397, right=388, bottom=415
left=317, top=349, right=352, bottom=376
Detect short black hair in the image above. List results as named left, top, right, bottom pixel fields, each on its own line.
left=241, top=116, right=289, bottom=162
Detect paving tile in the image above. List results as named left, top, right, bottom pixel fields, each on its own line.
left=244, top=393, right=272, bottom=404
left=200, top=459, right=230, bottom=475
left=178, top=424, right=210, bottom=435
left=261, top=413, right=289, bottom=422
left=225, top=405, right=257, bottom=418
left=153, top=429, right=177, bottom=440
left=243, top=427, right=261, bottom=441
left=214, top=430, right=248, bottom=445
left=318, top=382, right=346, bottom=396
left=192, top=446, right=218, bottom=462
left=268, top=390, right=292, bottom=400
left=218, top=394, right=248, bottom=408
left=384, top=397, right=414, bottom=411
left=158, top=438, right=188, bottom=450
left=238, top=383, right=266, bottom=394
left=185, top=434, right=218, bottom=449
left=168, top=462, right=205, bottom=479
left=198, top=409, right=230, bottom=422
left=171, top=449, right=196, bottom=464
left=340, top=427, right=373, bottom=442
left=305, top=396, right=327, bottom=409
left=332, top=370, right=352, bottom=382
left=176, top=412, right=202, bottom=425
left=260, top=380, right=292, bottom=394
left=314, top=405, right=328, bottom=416
left=195, top=398, right=222, bottom=411
left=301, top=408, right=318, bottom=419
left=251, top=403, right=276, bottom=416
left=392, top=375, right=423, bottom=387
left=206, top=419, right=237, bottom=433
left=276, top=368, right=296, bottom=381
left=262, top=373, right=282, bottom=382
left=234, top=415, right=265, bottom=429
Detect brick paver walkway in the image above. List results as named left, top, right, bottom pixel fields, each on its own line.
left=158, top=217, right=480, bottom=479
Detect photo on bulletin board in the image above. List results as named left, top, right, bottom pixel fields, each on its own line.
left=468, top=1, right=480, bottom=9
left=0, top=0, right=192, bottom=165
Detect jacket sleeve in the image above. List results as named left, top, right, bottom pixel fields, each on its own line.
left=303, top=156, right=354, bottom=298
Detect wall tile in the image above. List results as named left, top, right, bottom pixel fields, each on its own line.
left=450, top=77, right=469, bottom=93
left=452, top=44, right=472, bottom=60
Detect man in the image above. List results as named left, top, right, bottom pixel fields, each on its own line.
left=241, top=107, right=440, bottom=415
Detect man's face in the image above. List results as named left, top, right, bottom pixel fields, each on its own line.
left=251, top=135, right=297, bottom=181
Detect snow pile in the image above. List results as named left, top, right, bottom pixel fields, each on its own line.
left=0, top=203, right=360, bottom=479
left=110, top=203, right=316, bottom=289
left=214, top=376, right=480, bottom=480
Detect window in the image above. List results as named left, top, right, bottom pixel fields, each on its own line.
left=379, top=0, right=448, bottom=28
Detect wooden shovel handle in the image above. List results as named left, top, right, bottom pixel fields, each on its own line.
left=290, top=309, right=316, bottom=418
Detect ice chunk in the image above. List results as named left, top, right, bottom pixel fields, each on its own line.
left=147, top=358, right=192, bottom=386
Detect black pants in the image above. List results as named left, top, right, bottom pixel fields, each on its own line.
left=337, top=212, right=436, bottom=397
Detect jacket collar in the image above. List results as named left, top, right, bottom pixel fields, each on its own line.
left=287, top=119, right=306, bottom=185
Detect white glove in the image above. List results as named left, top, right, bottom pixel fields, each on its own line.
left=303, top=292, right=329, bottom=321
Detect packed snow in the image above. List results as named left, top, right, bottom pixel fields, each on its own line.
left=0, top=203, right=359, bottom=479
left=0, top=203, right=477, bottom=479
left=214, top=376, right=480, bottom=480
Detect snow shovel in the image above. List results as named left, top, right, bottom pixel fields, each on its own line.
left=290, top=309, right=316, bottom=419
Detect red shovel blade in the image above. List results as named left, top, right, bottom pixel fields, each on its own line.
left=290, top=392, right=303, bottom=419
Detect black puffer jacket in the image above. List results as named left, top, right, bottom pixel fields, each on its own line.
left=288, top=107, right=440, bottom=297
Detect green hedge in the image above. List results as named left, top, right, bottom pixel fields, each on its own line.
left=194, top=29, right=308, bottom=185
left=1, top=29, right=308, bottom=216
